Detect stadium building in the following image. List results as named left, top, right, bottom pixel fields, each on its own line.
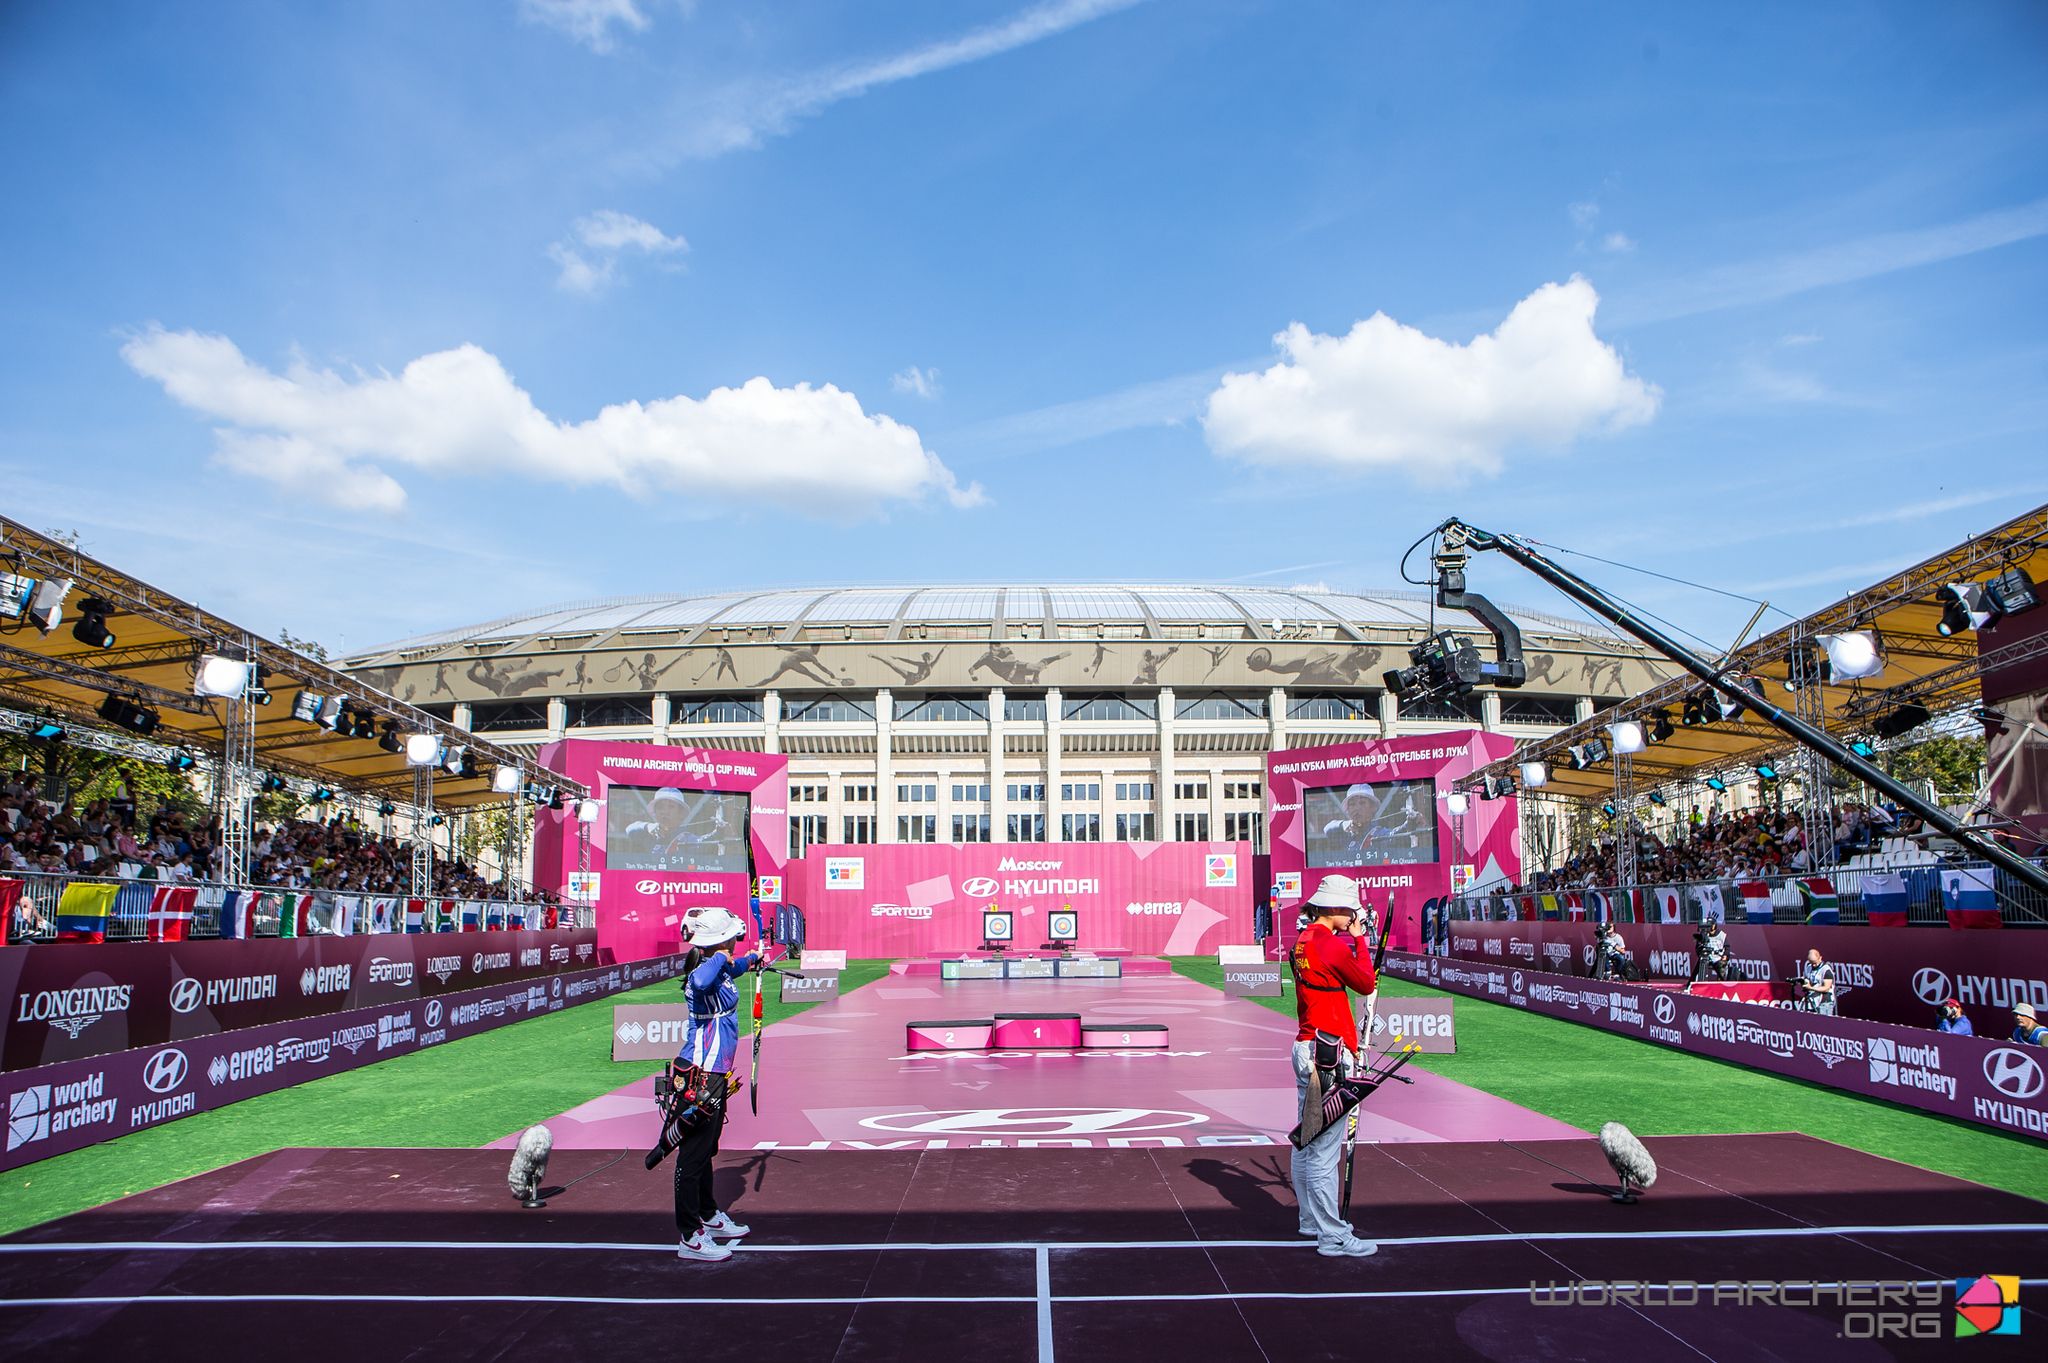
left=339, top=584, right=1666, bottom=861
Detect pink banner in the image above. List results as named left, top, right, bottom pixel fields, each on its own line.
left=1267, top=730, right=1522, bottom=951
left=534, top=738, right=789, bottom=963
left=786, top=842, right=1255, bottom=956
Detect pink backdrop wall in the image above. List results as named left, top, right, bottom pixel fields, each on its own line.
left=1267, top=730, right=1522, bottom=952
left=534, top=737, right=788, bottom=963
left=786, top=842, right=1255, bottom=956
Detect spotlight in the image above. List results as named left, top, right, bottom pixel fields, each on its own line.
left=30, top=720, right=65, bottom=741
left=1445, top=791, right=1469, bottom=816
left=1647, top=790, right=1666, bottom=806
left=1518, top=761, right=1548, bottom=789
left=96, top=695, right=159, bottom=735
left=1705, top=776, right=1727, bottom=792
left=26, top=577, right=70, bottom=633
left=247, top=670, right=274, bottom=706
left=1681, top=693, right=1715, bottom=726
left=547, top=790, right=565, bottom=812
left=458, top=750, right=480, bottom=780
left=0, top=572, right=38, bottom=619
left=441, top=743, right=466, bottom=776
left=1849, top=739, right=1876, bottom=758
left=1567, top=739, right=1608, bottom=770
left=428, top=814, right=445, bottom=827
left=261, top=774, right=288, bottom=793
left=1818, top=631, right=1884, bottom=682
left=70, top=599, right=115, bottom=648
left=351, top=712, right=376, bottom=740
left=318, top=695, right=349, bottom=731
left=1602, top=802, right=1617, bottom=818
left=291, top=691, right=327, bottom=724
left=194, top=653, right=254, bottom=698
left=1873, top=702, right=1930, bottom=739
left=311, top=786, right=335, bottom=802
left=1481, top=775, right=1517, bottom=800
left=1755, top=763, right=1779, bottom=781
left=378, top=800, right=397, bottom=817
left=576, top=798, right=601, bottom=824
left=1648, top=710, right=1675, bottom=743
left=492, top=765, right=523, bottom=795
left=1712, top=686, right=1748, bottom=722
left=1608, top=721, right=1646, bottom=755
left=1937, top=569, right=2035, bottom=636
left=405, top=734, right=443, bottom=767
left=167, top=752, right=197, bottom=772
left=1987, top=567, right=2039, bottom=616
left=377, top=721, right=403, bottom=754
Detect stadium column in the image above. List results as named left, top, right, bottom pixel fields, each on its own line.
left=1575, top=696, right=1596, bottom=723
left=988, top=687, right=1007, bottom=840
left=1481, top=691, right=1501, bottom=732
left=547, top=696, right=568, bottom=740
left=1046, top=687, right=1064, bottom=841
left=1269, top=686, right=1289, bottom=753
left=762, top=690, right=781, bottom=754
left=1157, top=686, right=1176, bottom=843
left=876, top=688, right=896, bottom=843
left=649, top=693, right=670, bottom=734
left=453, top=701, right=473, bottom=731
left=1377, top=690, right=1398, bottom=738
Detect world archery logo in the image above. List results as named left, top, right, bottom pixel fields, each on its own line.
left=1953, top=1274, right=2020, bottom=1336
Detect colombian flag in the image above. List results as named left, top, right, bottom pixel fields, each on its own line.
left=55, top=882, right=119, bottom=943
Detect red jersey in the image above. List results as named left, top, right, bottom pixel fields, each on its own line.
left=1289, top=921, right=1378, bottom=1049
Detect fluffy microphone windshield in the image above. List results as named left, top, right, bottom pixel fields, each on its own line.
left=508, top=1124, right=553, bottom=1206
left=1598, top=1121, right=1657, bottom=1203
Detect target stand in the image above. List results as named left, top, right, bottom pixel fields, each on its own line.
left=982, top=909, right=1014, bottom=955
left=1041, top=906, right=1080, bottom=954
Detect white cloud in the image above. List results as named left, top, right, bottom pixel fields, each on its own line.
left=891, top=366, right=942, bottom=400
left=1780, top=332, right=1822, bottom=346
left=1601, top=231, right=1636, bottom=254
left=120, top=327, right=984, bottom=518
left=1202, top=278, right=1660, bottom=483
left=652, top=0, right=1146, bottom=162
left=520, top=0, right=652, bottom=53
left=550, top=210, right=688, bottom=295
left=1569, top=201, right=1600, bottom=230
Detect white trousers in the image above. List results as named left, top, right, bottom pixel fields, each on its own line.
left=1288, top=1038, right=1354, bottom=1241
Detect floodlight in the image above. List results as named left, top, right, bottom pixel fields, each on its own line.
left=1518, top=761, right=1548, bottom=788
left=377, top=800, right=397, bottom=817
left=97, top=695, right=159, bottom=735
left=1602, top=803, right=1617, bottom=818
left=405, top=734, right=443, bottom=766
left=492, top=765, right=523, bottom=794
left=194, top=654, right=254, bottom=698
left=441, top=743, right=466, bottom=776
left=1818, top=632, right=1884, bottom=681
left=1648, top=710, right=1675, bottom=742
left=1482, top=775, right=1517, bottom=800
left=318, top=695, right=349, bottom=730
left=246, top=670, right=273, bottom=706
left=1755, top=763, right=1779, bottom=781
left=576, top=798, right=601, bottom=824
left=0, top=573, right=36, bottom=618
left=1705, top=776, right=1727, bottom=792
left=1567, top=739, right=1608, bottom=770
left=1608, top=720, right=1646, bottom=755
left=1849, top=739, right=1876, bottom=758
left=311, top=786, right=335, bottom=802
left=291, top=691, right=326, bottom=724
left=547, top=790, right=565, bottom=812
left=1647, top=790, right=1666, bottom=806
left=167, top=752, right=197, bottom=772
left=30, top=720, right=64, bottom=741
left=428, top=814, right=445, bottom=827
left=70, top=599, right=115, bottom=649
left=1445, top=791, right=1469, bottom=816
left=1987, top=567, right=2038, bottom=616
left=377, top=721, right=403, bottom=753
left=26, top=577, right=69, bottom=633
left=458, top=750, right=480, bottom=780
left=261, top=774, right=288, bottom=793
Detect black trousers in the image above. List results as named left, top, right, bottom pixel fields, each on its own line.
left=672, top=1074, right=727, bottom=1236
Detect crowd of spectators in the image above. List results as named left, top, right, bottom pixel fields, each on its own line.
left=1523, top=800, right=1924, bottom=894
left=0, top=771, right=544, bottom=901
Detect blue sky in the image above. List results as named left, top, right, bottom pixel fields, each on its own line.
left=2, top=0, right=2044, bottom=656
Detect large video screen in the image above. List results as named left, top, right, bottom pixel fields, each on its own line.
left=605, top=785, right=752, bottom=873
left=1303, top=779, right=1438, bottom=867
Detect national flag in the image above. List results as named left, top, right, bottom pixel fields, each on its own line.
left=112, top=881, right=154, bottom=935
left=1539, top=894, right=1562, bottom=921
left=0, top=877, right=20, bottom=945
left=369, top=897, right=397, bottom=933
left=1575, top=891, right=1596, bottom=924
left=1860, top=870, right=1909, bottom=927
left=55, top=882, right=118, bottom=943
left=1619, top=888, right=1642, bottom=923
left=217, top=889, right=259, bottom=939
left=439, top=899, right=459, bottom=932
left=275, top=892, right=305, bottom=938
left=1694, top=883, right=1726, bottom=926
left=1655, top=887, right=1682, bottom=924
left=1796, top=877, right=1839, bottom=926
left=460, top=900, right=481, bottom=931
left=1940, top=866, right=2001, bottom=930
left=1736, top=881, right=1775, bottom=924
left=146, top=885, right=197, bottom=941
left=333, top=896, right=360, bottom=936
left=405, top=898, right=426, bottom=933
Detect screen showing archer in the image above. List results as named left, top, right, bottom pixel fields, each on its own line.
left=1303, top=779, right=1438, bottom=867
left=606, top=785, right=751, bottom=873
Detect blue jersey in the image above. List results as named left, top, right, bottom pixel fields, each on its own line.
left=1937, top=1014, right=1974, bottom=1036
left=680, top=950, right=760, bottom=1073
left=2013, top=1022, right=2048, bottom=1047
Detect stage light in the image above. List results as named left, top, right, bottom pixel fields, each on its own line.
left=1519, top=761, right=1548, bottom=788
left=1481, top=775, right=1517, bottom=800
left=167, top=752, right=197, bottom=772
left=1938, top=569, right=2036, bottom=636
left=458, top=750, right=480, bottom=780
left=1567, top=739, right=1608, bottom=770
left=70, top=599, right=115, bottom=648
left=576, top=798, right=601, bottom=824
left=351, top=712, right=376, bottom=740
left=194, top=654, right=254, bottom=698
left=318, top=695, right=349, bottom=731
left=26, top=577, right=70, bottom=633
left=428, top=814, right=445, bottom=827
left=1648, top=710, right=1675, bottom=743
left=261, top=774, right=288, bottom=793
left=1705, top=776, right=1727, bottom=792
left=1445, top=791, right=1469, bottom=816
left=377, top=721, right=403, bottom=754
left=311, top=786, right=335, bottom=802
left=1988, top=567, right=2039, bottom=616
left=291, top=691, right=326, bottom=724
left=1873, top=702, right=1930, bottom=739
left=1608, top=720, right=1646, bottom=755
left=1647, top=790, right=1666, bottom=806
left=1849, top=739, right=1876, bottom=758
left=547, top=791, right=565, bottom=812
left=30, top=720, right=64, bottom=741
left=96, top=695, right=159, bottom=735
left=1602, top=802, right=1617, bottom=818
left=441, top=743, right=466, bottom=777
left=405, top=734, right=443, bottom=766
left=0, top=572, right=37, bottom=619
left=1819, top=631, right=1884, bottom=681
left=246, top=670, right=273, bottom=706
left=492, top=765, right=523, bottom=794
left=1755, top=763, right=1779, bottom=781
left=378, top=800, right=397, bottom=817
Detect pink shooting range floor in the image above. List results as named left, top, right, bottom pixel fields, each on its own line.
left=501, top=966, right=1584, bottom=1152
left=889, top=954, right=1171, bottom=976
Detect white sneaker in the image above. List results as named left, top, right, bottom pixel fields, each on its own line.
left=677, top=1229, right=733, bottom=1262
left=703, top=1210, right=750, bottom=1239
left=1317, top=1234, right=1379, bottom=1258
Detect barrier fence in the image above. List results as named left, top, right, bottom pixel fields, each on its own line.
left=1, top=869, right=590, bottom=943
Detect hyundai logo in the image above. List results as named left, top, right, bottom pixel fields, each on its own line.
left=1653, top=994, right=1676, bottom=1025
left=1911, top=968, right=1951, bottom=1007
left=857, top=1107, right=1207, bottom=1137
left=473, top=953, right=485, bottom=972
left=635, top=880, right=664, bottom=895
left=169, top=977, right=203, bottom=1015
left=1512, top=971, right=1525, bottom=993
left=143, top=1049, right=189, bottom=1094
left=1984, top=1047, right=2045, bottom=1101
left=425, top=999, right=444, bottom=1028
left=961, top=877, right=1000, bottom=899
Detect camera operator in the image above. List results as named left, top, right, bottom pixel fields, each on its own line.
left=1796, top=946, right=1837, bottom=1017
left=1693, top=918, right=1732, bottom=982
left=1591, top=920, right=1638, bottom=982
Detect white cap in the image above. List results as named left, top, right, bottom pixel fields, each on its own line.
left=653, top=787, right=688, bottom=807
left=1305, top=874, right=1362, bottom=913
left=2017, top=1001, right=2038, bottom=1021
left=1344, top=784, right=1376, bottom=801
left=685, top=907, right=747, bottom=947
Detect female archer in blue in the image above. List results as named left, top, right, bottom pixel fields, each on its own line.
left=670, top=907, right=762, bottom=1262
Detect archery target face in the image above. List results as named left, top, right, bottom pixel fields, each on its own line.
left=1048, top=911, right=1078, bottom=941
left=984, top=912, right=1014, bottom=941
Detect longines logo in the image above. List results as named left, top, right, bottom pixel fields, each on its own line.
left=425, top=955, right=462, bottom=984
left=15, top=985, right=133, bottom=1039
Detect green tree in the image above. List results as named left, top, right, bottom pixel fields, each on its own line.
left=275, top=628, right=330, bottom=662
left=1887, top=735, right=1985, bottom=797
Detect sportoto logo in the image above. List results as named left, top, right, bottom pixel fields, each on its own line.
left=1653, top=994, right=1677, bottom=1025
left=143, top=1049, right=189, bottom=1094
left=857, top=1107, right=1208, bottom=1137
left=1983, top=1048, right=2045, bottom=1101
left=962, top=877, right=1000, bottom=899
left=424, top=999, right=444, bottom=1029
left=169, top=977, right=203, bottom=1015
left=1911, top=968, right=1951, bottom=1007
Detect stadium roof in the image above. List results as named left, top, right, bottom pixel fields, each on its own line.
left=1474, top=501, right=2048, bottom=801
left=350, top=583, right=1618, bottom=659
left=0, top=515, right=583, bottom=807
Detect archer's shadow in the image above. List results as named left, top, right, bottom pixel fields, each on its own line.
left=716, top=1148, right=800, bottom=1209
left=1188, top=1155, right=1292, bottom=1217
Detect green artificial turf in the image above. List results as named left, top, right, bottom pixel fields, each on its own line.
left=0, top=959, right=891, bottom=1236
left=1170, top=957, right=2048, bottom=1203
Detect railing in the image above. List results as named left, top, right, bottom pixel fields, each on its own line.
left=3, top=869, right=593, bottom=943
left=1449, top=853, right=2048, bottom=928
